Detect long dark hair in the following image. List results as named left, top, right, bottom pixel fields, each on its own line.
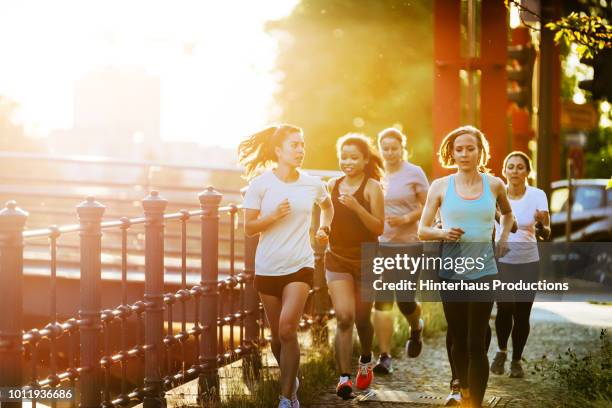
left=238, top=124, right=302, bottom=179
left=336, top=133, right=384, bottom=181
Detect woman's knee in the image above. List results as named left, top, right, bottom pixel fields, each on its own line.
left=374, top=301, right=393, bottom=312
left=335, top=311, right=355, bottom=331
left=278, top=322, right=298, bottom=343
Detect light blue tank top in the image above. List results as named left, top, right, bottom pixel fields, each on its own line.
left=439, top=173, right=497, bottom=280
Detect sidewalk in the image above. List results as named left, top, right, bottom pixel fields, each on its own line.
left=308, top=303, right=607, bottom=407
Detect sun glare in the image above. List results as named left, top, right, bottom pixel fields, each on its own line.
left=0, top=0, right=299, bottom=148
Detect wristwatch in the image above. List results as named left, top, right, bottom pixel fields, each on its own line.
left=319, top=225, right=331, bottom=235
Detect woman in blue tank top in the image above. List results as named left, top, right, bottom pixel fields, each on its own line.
left=418, top=126, right=514, bottom=408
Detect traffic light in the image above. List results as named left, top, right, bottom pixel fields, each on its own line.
left=507, top=27, right=536, bottom=111
left=579, top=49, right=612, bottom=101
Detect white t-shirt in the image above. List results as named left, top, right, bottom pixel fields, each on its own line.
left=242, top=169, right=328, bottom=276
left=496, top=186, right=549, bottom=264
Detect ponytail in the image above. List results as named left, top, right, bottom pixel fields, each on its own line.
left=238, top=124, right=302, bottom=180
left=336, top=133, right=384, bottom=181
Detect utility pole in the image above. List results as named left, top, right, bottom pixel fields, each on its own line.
left=537, top=0, right=557, bottom=198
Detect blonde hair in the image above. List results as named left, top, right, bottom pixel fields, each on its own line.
left=377, top=127, right=408, bottom=160
left=438, top=125, right=491, bottom=173
left=238, top=124, right=302, bottom=179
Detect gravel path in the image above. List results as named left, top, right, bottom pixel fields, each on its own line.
left=307, top=304, right=606, bottom=407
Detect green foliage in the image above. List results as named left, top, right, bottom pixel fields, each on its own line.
left=534, top=329, right=612, bottom=407
left=218, top=349, right=336, bottom=408
left=584, top=125, right=612, bottom=178
left=370, top=302, right=447, bottom=358
left=268, top=0, right=434, bottom=172
left=548, top=12, right=612, bottom=60
left=505, top=0, right=612, bottom=60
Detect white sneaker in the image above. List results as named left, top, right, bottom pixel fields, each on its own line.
left=278, top=395, right=293, bottom=408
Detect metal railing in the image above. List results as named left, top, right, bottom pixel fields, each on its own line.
left=0, top=187, right=331, bottom=408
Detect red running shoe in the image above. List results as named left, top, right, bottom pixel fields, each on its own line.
left=336, top=376, right=353, bottom=400
left=356, top=354, right=374, bottom=389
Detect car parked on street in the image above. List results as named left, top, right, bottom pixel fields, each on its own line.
left=549, top=178, right=612, bottom=242
left=548, top=179, right=611, bottom=286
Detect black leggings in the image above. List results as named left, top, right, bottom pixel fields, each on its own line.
left=447, top=323, right=491, bottom=385
left=495, top=262, right=538, bottom=361
left=442, top=301, right=493, bottom=406
left=495, top=302, right=534, bottom=361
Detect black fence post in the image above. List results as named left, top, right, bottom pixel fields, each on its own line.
left=142, top=191, right=168, bottom=408
left=198, top=187, right=222, bottom=402
left=77, top=196, right=105, bottom=408
left=0, top=201, right=28, bottom=407
left=311, top=204, right=329, bottom=345
left=242, top=230, right=262, bottom=380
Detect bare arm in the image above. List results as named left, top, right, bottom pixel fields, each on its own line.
left=318, top=196, right=333, bottom=229
left=387, top=190, right=427, bottom=227
left=244, top=201, right=290, bottom=237
left=418, top=180, right=446, bottom=240
left=495, top=207, right=518, bottom=233
left=418, top=179, right=464, bottom=241
left=493, top=178, right=513, bottom=242
left=535, top=210, right=551, bottom=240
left=353, top=180, right=385, bottom=236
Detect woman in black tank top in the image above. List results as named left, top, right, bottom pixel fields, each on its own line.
left=324, top=134, right=385, bottom=400
left=327, top=174, right=379, bottom=266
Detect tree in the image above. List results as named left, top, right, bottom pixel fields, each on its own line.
left=267, top=0, right=434, bottom=173
left=506, top=0, right=612, bottom=60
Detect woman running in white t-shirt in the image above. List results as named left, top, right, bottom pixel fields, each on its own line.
left=490, top=151, right=550, bottom=379
left=240, top=124, right=333, bottom=408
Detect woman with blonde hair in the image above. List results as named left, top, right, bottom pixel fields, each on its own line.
left=373, top=127, right=428, bottom=375
left=418, top=125, right=514, bottom=407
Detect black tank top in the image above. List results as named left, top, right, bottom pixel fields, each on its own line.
left=329, top=176, right=378, bottom=257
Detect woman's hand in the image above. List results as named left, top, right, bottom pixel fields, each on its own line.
left=338, top=194, right=362, bottom=212
left=315, top=226, right=330, bottom=246
left=386, top=215, right=408, bottom=227
left=442, top=227, right=464, bottom=241
left=271, top=199, right=291, bottom=221
left=496, top=238, right=510, bottom=258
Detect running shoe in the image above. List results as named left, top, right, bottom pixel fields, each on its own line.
left=373, top=353, right=393, bottom=374
left=490, top=351, right=507, bottom=375
left=336, top=376, right=354, bottom=400
left=444, top=379, right=461, bottom=406
left=278, top=395, right=293, bottom=408
left=291, top=377, right=300, bottom=408
left=509, top=360, right=525, bottom=378
left=356, top=353, right=374, bottom=389
left=406, top=318, right=424, bottom=358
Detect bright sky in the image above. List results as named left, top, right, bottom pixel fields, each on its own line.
left=0, top=0, right=298, bottom=148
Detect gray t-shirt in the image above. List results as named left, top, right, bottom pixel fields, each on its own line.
left=380, top=161, right=429, bottom=243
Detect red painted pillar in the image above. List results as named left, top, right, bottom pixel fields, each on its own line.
left=481, top=0, right=509, bottom=176
left=433, top=0, right=461, bottom=178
